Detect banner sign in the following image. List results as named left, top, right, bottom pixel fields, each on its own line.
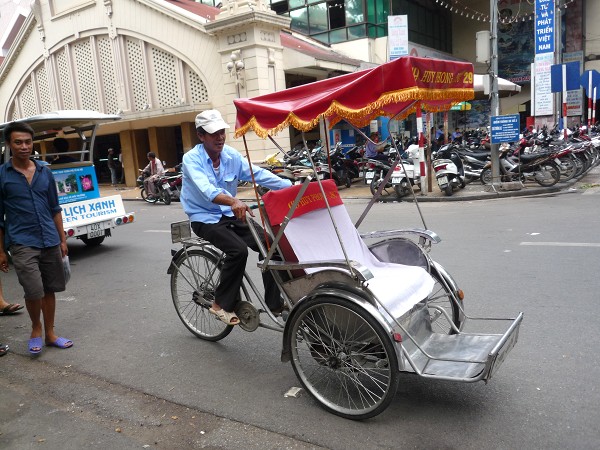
left=562, top=52, right=583, bottom=116
left=491, top=114, right=520, bottom=144
left=52, top=164, right=100, bottom=205
left=534, top=53, right=554, bottom=116
left=535, top=0, right=555, bottom=54
left=388, top=15, right=409, bottom=61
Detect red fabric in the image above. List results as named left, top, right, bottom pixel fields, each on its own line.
left=234, top=56, right=474, bottom=138
left=262, top=180, right=343, bottom=226
left=151, top=160, right=156, bottom=175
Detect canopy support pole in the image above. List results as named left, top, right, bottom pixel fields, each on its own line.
left=417, top=105, right=426, bottom=195
left=241, top=135, right=272, bottom=255
left=355, top=101, right=428, bottom=231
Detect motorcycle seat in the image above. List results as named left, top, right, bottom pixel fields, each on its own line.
left=458, top=150, right=489, bottom=159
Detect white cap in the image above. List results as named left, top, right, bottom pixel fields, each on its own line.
left=194, top=110, right=230, bottom=134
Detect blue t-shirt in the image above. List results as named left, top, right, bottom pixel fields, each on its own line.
left=0, top=160, right=62, bottom=248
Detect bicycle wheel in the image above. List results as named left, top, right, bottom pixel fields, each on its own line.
left=427, top=269, right=462, bottom=334
left=289, top=296, right=399, bottom=420
left=170, top=249, right=233, bottom=341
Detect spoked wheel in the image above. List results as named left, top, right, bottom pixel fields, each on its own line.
left=141, top=187, right=158, bottom=204
left=288, top=296, right=399, bottom=420
left=572, top=154, right=585, bottom=177
left=370, top=174, right=394, bottom=198
left=427, top=269, right=463, bottom=334
left=170, top=249, right=233, bottom=341
left=557, top=156, right=577, bottom=181
left=480, top=168, right=492, bottom=185
left=533, top=162, right=560, bottom=187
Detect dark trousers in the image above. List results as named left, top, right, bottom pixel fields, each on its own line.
left=191, top=216, right=281, bottom=312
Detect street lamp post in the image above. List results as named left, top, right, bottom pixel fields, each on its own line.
left=226, top=50, right=245, bottom=98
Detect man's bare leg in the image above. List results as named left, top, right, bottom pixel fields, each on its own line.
left=41, top=292, right=58, bottom=344
left=25, top=297, right=43, bottom=352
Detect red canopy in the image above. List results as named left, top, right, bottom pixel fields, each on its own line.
left=234, top=56, right=474, bottom=138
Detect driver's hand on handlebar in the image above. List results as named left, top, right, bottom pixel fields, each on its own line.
left=231, top=198, right=253, bottom=222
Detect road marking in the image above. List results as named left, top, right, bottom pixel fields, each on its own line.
left=520, top=242, right=600, bottom=247
left=144, top=230, right=171, bottom=233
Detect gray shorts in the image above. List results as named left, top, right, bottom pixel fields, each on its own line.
left=10, top=245, right=66, bottom=301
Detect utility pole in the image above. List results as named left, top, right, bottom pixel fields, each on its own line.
left=489, top=0, right=500, bottom=187
left=554, top=0, right=563, bottom=129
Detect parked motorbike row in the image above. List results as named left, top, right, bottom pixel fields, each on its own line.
left=138, top=124, right=599, bottom=203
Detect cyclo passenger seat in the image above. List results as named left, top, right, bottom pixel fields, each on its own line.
left=261, top=180, right=434, bottom=320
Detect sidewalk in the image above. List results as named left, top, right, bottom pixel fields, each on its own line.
left=99, top=165, right=600, bottom=203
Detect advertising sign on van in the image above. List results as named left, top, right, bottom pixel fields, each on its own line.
left=52, top=165, right=100, bottom=205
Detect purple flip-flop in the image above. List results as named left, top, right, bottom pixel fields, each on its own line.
left=28, top=337, right=43, bottom=354
left=46, top=337, right=73, bottom=349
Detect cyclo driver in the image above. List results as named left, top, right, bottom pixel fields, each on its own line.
left=180, top=110, right=292, bottom=326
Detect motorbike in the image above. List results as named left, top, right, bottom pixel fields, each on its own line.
left=138, top=168, right=178, bottom=205
left=432, top=144, right=466, bottom=196
left=456, top=147, right=489, bottom=181
left=315, top=142, right=361, bottom=188
left=479, top=145, right=561, bottom=187
left=161, top=171, right=183, bottom=202
left=390, top=143, right=420, bottom=198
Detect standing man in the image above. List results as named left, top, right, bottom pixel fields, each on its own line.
left=0, top=122, right=72, bottom=355
left=106, top=148, right=119, bottom=186
left=142, top=151, right=165, bottom=199
left=181, top=110, right=292, bottom=326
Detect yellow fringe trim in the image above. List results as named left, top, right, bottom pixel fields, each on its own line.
left=235, top=87, right=474, bottom=138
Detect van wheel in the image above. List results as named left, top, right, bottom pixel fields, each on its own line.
left=81, top=236, right=105, bottom=246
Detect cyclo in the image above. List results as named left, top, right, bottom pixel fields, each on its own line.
left=167, top=56, right=523, bottom=420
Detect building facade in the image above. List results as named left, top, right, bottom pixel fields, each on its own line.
left=0, top=0, right=596, bottom=185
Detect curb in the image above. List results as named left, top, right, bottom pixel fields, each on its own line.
left=100, top=167, right=598, bottom=203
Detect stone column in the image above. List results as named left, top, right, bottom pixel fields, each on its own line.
left=205, top=0, right=291, bottom=160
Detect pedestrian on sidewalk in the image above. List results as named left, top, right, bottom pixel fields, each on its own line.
left=107, top=148, right=120, bottom=186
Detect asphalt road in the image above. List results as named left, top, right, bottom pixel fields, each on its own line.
left=1, top=188, right=600, bottom=449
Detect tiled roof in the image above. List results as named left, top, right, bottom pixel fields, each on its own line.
left=164, top=0, right=220, bottom=20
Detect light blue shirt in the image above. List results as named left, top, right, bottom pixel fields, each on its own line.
left=181, top=143, right=292, bottom=223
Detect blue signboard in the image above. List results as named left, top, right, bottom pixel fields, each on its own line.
left=491, top=115, right=521, bottom=144
left=535, top=0, right=554, bottom=54
left=550, top=61, right=581, bottom=92
left=52, top=164, right=100, bottom=205
left=580, top=70, right=600, bottom=99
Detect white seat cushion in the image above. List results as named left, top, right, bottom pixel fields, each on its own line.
left=285, top=205, right=434, bottom=319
